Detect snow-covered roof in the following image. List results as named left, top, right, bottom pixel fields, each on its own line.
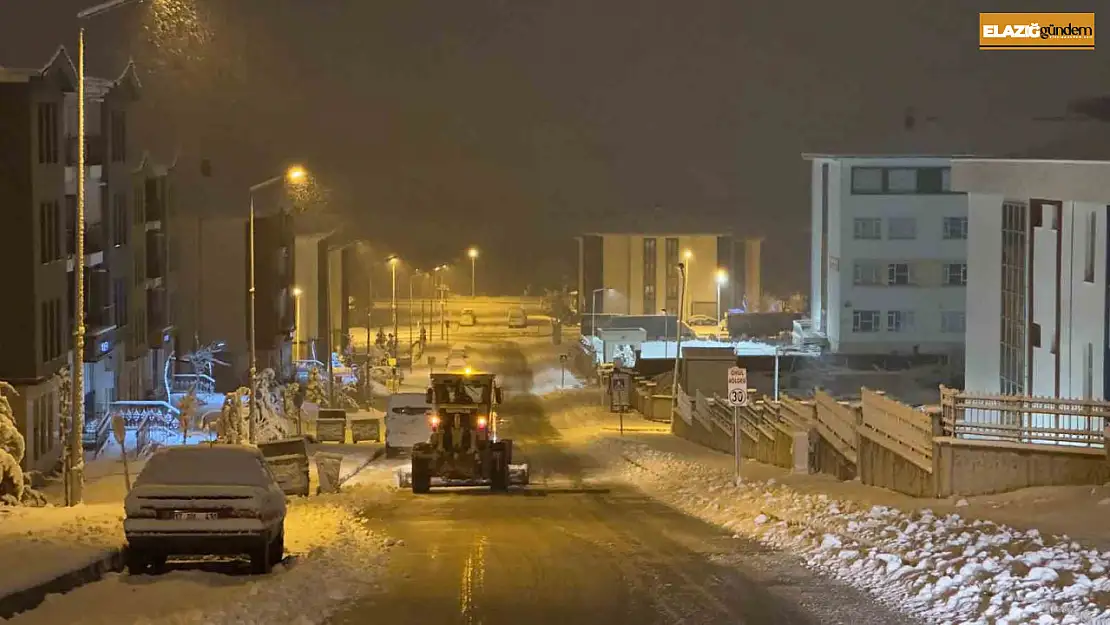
left=0, top=45, right=77, bottom=91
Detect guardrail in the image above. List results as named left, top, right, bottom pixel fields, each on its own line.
left=172, top=373, right=215, bottom=394
left=940, top=386, right=1110, bottom=447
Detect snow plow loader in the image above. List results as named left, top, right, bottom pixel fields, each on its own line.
left=397, top=369, right=529, bottom=493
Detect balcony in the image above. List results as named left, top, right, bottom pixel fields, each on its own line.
left=144, top=177, right=165, bottom=225
left=146, top=287, right=170, bottom=347
left=66, top=135, right=106, bottom=167
left=66, top=220, right=105, bottom=270
left=145, top=231, right=165, bottom=280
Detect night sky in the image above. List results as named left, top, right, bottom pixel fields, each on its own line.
left=2, top=1, right=1108, bottom=293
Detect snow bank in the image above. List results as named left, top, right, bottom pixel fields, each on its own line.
left=528, top=366, right=584, bottom=396
left=7, top=494, right=392, bottom=625
left=601, top=439, right=1110, bottom=625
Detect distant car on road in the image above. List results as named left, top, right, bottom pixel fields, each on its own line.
left=507, top=306, right=527, bottom=328
left=459, top=308, right=477, bottom=327
left=686, top=314, right=723, bottom=340
left=123, top=445, right=288, bottom=575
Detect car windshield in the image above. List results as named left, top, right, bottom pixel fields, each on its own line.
left=135, top=447, right=272, bottom=487
left=689, top=317, right=716, bottom=326
left=433, top=379, right=490, bottom=404
left=391, top=406, right=428, bottom=415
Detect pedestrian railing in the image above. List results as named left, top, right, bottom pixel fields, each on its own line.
left=172, top=373, right=215, bottom=394
left=939, top=386, right=1110, bottom=447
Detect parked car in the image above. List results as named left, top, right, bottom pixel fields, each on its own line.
left=507, top=306, right=528, bottom=328
left=459, top=308, right=477, bottom=327
left=686, top=314, right=723, bottom=340
left=385, top=392, right=433, bottom=458
left=123, top=445, right=288, bottom=575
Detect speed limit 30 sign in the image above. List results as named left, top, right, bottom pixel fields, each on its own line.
left=727, top=366, right=749, bottom=407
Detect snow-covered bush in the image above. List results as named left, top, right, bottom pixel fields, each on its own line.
left=0, top=381, right=44, bottom=506
left=306, top=367, right=328, bottom=407
left=176, top=389, right=198, bottom=444
left=253, top=368, right=292, bottom=442
left=217, top=388, right=249, bottom=445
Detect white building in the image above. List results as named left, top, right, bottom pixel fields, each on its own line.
left=576, top=232, right=735, bottom=320
left=803, top=154, right=969, bottom=355
left=953, top=158, right=1108, bottom=399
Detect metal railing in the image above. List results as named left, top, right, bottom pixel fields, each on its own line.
left=172, top=373, right=216, bottom=394
left=81, top=402, right=112, bottom=455
left=940, top=386, right=1110, bottom=447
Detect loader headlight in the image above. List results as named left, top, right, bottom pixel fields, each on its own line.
left=477, top=417, right=487, bottom=429
left=430, top=415, right=440, bottom=427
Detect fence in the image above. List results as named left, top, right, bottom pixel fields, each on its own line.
left=940, top=386, right=1109, bottom=447
left=678, top=388, right=808, bottom=472
left=172, top=373, right=216, bottom=394
left=813, top=390, right=858, bottom=465
left=110, top=400, right=181, bottom=455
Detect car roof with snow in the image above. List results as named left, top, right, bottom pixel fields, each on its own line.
left=135, top=445, right=273, bottom=487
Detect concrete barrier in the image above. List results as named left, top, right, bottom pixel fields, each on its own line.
left=934, top=437, right=1110, bottom=497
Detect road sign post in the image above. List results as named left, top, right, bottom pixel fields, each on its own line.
left=726, top=366, right=748, bottom=485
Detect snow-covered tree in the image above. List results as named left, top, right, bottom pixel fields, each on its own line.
left=180, top=340, right=230, bottom=380
left=176, top=389, right=198, bottom=444
left=305, top=367, right=328, bottom=407
left=252, top=368, right=292, bottom=442
left=217, top=388, right=250, bottom=445
left=0, top=382, right=44, bottom=506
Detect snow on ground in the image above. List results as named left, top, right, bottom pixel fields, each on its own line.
left=5, top=490, right=394, bottom=625
left=528, top=365, right=584, bottom=396
left=598, top=438, right=1110, bottom=625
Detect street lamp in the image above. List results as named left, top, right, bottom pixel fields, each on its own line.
left=434, top=265, right=448, bottom=340
left=388, top=255, right=400, bottom=346
left=248, top=165, right=309, bottom=443
left=292, top=287, right=303, bottom=361
left=71, top=0, right=150, bottom=507
left=715, top=269, right=728, bottom=322
left=682, top=249, right=693, bottom=321
left=467, top=247, right=479, bottom=297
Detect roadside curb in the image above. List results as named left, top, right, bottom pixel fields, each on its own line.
left=0, top=548, right=124, bottom=619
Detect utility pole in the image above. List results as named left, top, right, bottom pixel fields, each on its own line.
left=69, top=25, right=87, bottom=505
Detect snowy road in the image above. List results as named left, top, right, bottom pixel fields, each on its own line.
left=327, top=341, right=917, bottom=625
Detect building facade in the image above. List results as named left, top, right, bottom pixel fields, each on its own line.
left=804, top=154, right=969, bottom=355
left=247, top=212, right=296, bottom=381
left=953, top=158, right=1109, bottom=399
left=576, top=233, right=734, bottom=320
left=0, top=48, right=77, bottom=471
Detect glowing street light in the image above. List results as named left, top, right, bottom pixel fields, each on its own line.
left=292, top=287, right=303, bottom=361
left=715, top=269, right=728, bottom=322
left=467, top=247, right=479, bottom=297
left=387, top=255, right=400, bottom=341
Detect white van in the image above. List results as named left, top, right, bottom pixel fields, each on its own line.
left=385, top=392, right=432, bottom=458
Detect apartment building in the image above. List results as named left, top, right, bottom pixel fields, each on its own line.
left=954, top=158, right=1110, bottom=399
left=0, top=48, right=76, bottom=471
left=137, top=156, right=178, bottom=397
left=803, top=154, right=968, bottom=355
left=576, top=232, right=735, bottom=320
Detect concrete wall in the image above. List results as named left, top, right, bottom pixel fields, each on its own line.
left=934, top=437, right=1110, bottom=497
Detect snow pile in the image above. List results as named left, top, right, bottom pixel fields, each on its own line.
left=0, top=503, right=124, bottom=597
left=528, top=366, right=584, bottom=396
left=601, top=439, right=1110, bottom=625
left=7, top=494, right=392, bottom=625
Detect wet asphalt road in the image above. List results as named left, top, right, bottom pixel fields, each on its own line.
left=327, top=341, right=914, bottom=625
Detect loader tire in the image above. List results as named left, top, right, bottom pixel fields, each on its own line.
left=411, top=457, right=431, bottom=494
left=490, top=446, right=509, bottom=493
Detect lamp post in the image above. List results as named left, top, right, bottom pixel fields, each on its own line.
left=467, top=247, right=478, bottom=297
left=434, top=265, right=447, bottom=340
left=71, top=0, right=149, bottom=506
left=388, top=256, right=399, bottom=348
left=248, top=165, right=308, bottom=443
left=669, top=263, right=687, bottom=423
left=682, top=249, right=693, bottom=321
left=715, top=269, right=728, bottom=322
left=292, top=287, right=303, bottom=361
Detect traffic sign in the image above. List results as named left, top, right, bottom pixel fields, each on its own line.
left=727, top=366, right=748, bottom=407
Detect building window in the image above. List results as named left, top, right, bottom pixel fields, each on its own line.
left=643, top=238, right=657, bottom=314
left=942, top=216, right=968, bottom=240
left=39, top=201, right=58, bottom=264
left=1084, top=342, right=1094, bottom=399
left=887, top=263, right=911, bottom=285
left=887, top=310, right=915, bottom=332
left=886, top=168, right=918, bottom=193
left=114, top=278, right=129, bottom=327
left=111, top=110, right=127, bottom=163
left=941, top=311, right=966, bottom=333
left=853, top=218, right=882, bottom=240
left=887, top=217, right=917, bottom=240
left=1085, top=211, right=1096, bottom=283
left=112, top=193, right=128, bottom=246
left=852, top=310, right=880, bottom=333
left=664, top=237, right=679, bottom=300
left=852, top=261, right=882, bottom=285
left=851, top=167, right=884, bottom=193
left=40, top=302, right=49, bottom=362
left=37, top=102, right=59, bottom=164
left=917, top=167, right=950, bottom=193
left=1000, top=201, right=1027, bottom=395
left=943, top=263, right=967, bottom=286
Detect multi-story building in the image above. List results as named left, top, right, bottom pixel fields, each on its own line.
left=137, top=156, right=178, bottom=397
left=576, top=232, right=734, bottom=319
left=64, top=63, right=142, bottom=423
left=803, top=154, right=968, bottom=356
left=250, top=212, right=296, bottom=381
left=291, top=231, right=354, bottom=365
left=0, top=48, right=76, bottom=471
left=953, top=157, right=1109, bottom=399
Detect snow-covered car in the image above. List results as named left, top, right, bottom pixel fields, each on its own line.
left=385, top=392, right=432, bottom=458
left=459, top=308, right=477, bottom=327
left=507, top=306, right=527, bottom=328
left=123, top=445, right=288, bottom=575
left=686, top=314, right=722, bottom=340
